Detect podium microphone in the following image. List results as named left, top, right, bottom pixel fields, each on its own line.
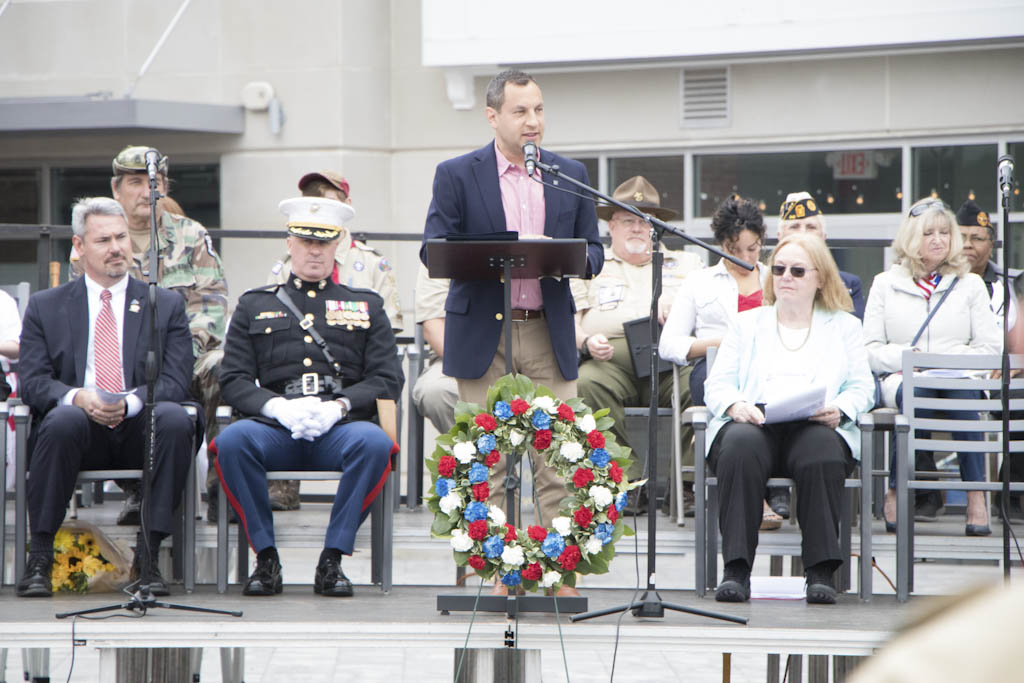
left=522, top=141, right=538, bottom=177
left=144, top=148, right=162, bottom=184
left=998, top=154, right=1015, bottom=195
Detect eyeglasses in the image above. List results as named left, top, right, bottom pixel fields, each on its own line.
left=908, top=199, right=951, bottom=217
left=771, top=264, right=816, bottom=278
left=612, top=216, right=649, bottom=228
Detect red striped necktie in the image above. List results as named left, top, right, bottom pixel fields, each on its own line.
left=94, top=289, right=123, bottom=392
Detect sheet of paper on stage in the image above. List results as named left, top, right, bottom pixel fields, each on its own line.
left=763, top=384, right=825, bottom=424
left=750, top=576, right=805, bottom=600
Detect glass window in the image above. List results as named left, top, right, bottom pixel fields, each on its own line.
left=576, top=157, right=599, bottom=190
left=912, top=144, right=997, bottom=213
left=0, top=169, right=43, bottom=287
left=1008, top=142, right=1024, bottom=213
left=694, top=149, right=902, bottom=217
left=608, top=156, right=683, bottom=218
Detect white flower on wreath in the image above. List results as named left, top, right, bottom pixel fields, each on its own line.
left=509, top=429, right=526, bottom=447
left=541, top=570, right=562, bottom=588
left=560, top=441, right=584, bottom=463
left=439, top=492, right=464, bottom=515
left=450, top=529, right=474, bottom=552
left=585, top=536, right=603, bottom=555
left=552, top=516, right=572, bottom=536
left=453, top=441, right=476, bottom=464
left=590, top=485, right=614, bottom=509
left=575, top=414, right=596, bottom=433
left=501, top=545, right=525, bottom=567
left=488, top=505, right=506, bottom=527
left=532, top=396, right=556, bottom=413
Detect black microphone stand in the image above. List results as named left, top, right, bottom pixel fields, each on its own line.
left=528, top=155, right=747, bottom=625
left=998, top=155, right=1016, bottom=581
left=58, top=162, right=240, bottom=620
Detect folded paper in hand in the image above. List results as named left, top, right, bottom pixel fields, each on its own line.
left=96, top=388, right=136, bottom=405
left=763, top=384, right=825, bottom=424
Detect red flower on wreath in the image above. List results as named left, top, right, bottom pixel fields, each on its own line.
left=558, top=545, right=582, bottom=571
left=468, top=555, right=486, bottom=570
left=533, top=429, right=553, bottom=450
left=572, top=467, right=595, bottom=489
left=474, top=413, right=497, bottom=431
left=472, top=482, right=490, bottom=501
left=557, top=404, right=575, bottom=422
left=437, top=455, right=456, bottom=478
left=607, top=505, right=618, bottom=523
left=467, top=520, right=489, bottom=541
left=609, top=461, right=623, bottom=483
left=528, top=525, right=547, bottom=542
left=574, top=505, right=593, bottom=528
left=504, top=523, right=517, bottom=542
left=587, top=430, right=606, bottom=449
left=510, top=398, right=530, bottom=415
left=485, top=450, right=501, bottom=467
left=522, top=562, right=543, bottom=581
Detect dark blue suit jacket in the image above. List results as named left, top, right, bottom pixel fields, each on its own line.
left=421, top=142, right=603, bottom=380
left=840, top=271, right=865, bottom=320
left=19, top=276, right=194, bottom=420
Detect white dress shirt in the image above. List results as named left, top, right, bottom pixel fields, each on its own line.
left=62, top=274, right=142, bottom=417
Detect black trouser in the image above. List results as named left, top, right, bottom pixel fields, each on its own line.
left=708, top=420, right=854, bottom=570
left=28, top=403, right=194, bottom=545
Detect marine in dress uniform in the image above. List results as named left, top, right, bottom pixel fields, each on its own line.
left=214, top=197, right=403, bottom=597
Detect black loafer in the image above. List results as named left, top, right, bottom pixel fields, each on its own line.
left=129, top=549, right=170, bottom=597
left=314, top=557, right=353, bottom=597
left=16, top=554, right=53, bottom=598
left=243, top=554, right=283, bottom=596
left=767, top=489, right=791, bottom=519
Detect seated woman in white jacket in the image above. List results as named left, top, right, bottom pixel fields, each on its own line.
left=864, top=198, right=1000, bottom=536
left=705, top=234, right=875, bottom=604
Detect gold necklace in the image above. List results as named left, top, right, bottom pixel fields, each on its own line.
left=776, top=314, right=812, bottom=352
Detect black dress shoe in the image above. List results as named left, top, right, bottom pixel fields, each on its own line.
left=117, top=483, right=142, bottom=526
left=714, top=560, right=750, bottom=603
left=767, top=488, right=791, bottom=519
left=914, top=497, right=944, bottom=522
left=243, top=553, right=283, bottom=596
left=129, top=548, right=170, bottom=596
left=314, top=556, right=353, bottom=597
left=16, top=554, right=53, bottom=598
left=805, top=563, right=838, bottom=605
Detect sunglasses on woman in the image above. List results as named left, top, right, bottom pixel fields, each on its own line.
left=908, top=199, right=951, bottom=217
left=771, top=264, right=815, bottom=278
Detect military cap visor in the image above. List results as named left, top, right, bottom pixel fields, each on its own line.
left=112, top=146, right=168, bottom=176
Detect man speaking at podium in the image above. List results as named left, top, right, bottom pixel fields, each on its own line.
left=421, top=69, right=603, bottom=539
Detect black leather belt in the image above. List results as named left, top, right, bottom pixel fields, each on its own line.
left=278, top=373, right=343, bottom=396
left=509, top=309, right=544, bottom=321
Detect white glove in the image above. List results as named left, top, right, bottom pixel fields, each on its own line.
left=304, top=400, right=344, bottom=439
left=262, top=396, right=323, bottom=439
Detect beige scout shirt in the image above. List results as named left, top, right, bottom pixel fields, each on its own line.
left=268, top=235, right=403, bottom=332
left=414, top=263, right=449, bottom=363
left=571, top=247, right=703, bottom=339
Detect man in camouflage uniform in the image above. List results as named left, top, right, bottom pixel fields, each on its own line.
left=572, top=176, right=702, bottom=514
left=72, top=145, right=229, bottom=523
left=262, top=171, right=404, bottom=510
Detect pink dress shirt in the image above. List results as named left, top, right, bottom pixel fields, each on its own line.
left=495, top=141, right=545, bottom=310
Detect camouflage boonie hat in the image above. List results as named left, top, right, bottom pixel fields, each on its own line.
left=112, top=145, right=168, bottom=176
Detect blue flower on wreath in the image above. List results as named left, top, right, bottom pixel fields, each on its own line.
left=464, top=501, right=489, bottom=522
left=493, top=401, right=513, bottom=421
left=615, top=492, right=628, bottom=512
left=482, top=535, right=505, bottom=559
left=434, top=477, right=456, bottom=497
left=501, top=570, right=522, bottom=587
left=589, top=448, right=610, bottom=468
left=468, top=462, right=489, bottom=485
left=595, top=523, right=614, bottom=545
left=531, top=411, right=551, bottom=430
left=541, top=532, right=565, bottom=559
left=477, top=433, right=497, bottom=454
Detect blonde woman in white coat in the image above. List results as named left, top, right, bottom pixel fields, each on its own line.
left=864, top=198, right=1000, bottom=536
left=704, top=234, right=875, bottom=603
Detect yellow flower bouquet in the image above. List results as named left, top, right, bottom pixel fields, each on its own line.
left=51, top=521, right=130, bottom=593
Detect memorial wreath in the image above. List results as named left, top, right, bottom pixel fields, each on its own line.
left=426, top=374, right=641, bottom=592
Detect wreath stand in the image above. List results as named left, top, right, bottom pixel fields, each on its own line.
left=426, top=237, right=590, bottom=617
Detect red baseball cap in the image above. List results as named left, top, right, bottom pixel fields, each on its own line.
left=298, top=170, right=350, bottom=199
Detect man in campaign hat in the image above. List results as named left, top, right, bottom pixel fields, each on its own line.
left=572, top=176, right=703, bottom=514
left=214, top=196, right=403, bottom=597
left=263, top=171, right=404, bottom=511
left=72, top=145, right=229, bottom=526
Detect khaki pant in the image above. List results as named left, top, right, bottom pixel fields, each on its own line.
left=457, top=318, right=575, bottom=527
left=412, top=359, right=460, bottom=435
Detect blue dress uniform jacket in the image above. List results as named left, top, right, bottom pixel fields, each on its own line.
left=420, top=142, right=603, bottom=381
left=219, top=276, right=404, bottom=421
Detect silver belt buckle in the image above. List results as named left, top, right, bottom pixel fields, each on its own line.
left=301, top=372, right=319, bottom=395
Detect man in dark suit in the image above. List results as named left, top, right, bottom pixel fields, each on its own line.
left=16, top=196, right=195, bottom=598
left=420, top=69, right=603, bottom=589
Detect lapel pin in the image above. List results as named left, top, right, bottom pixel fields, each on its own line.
left=128, top=299, right=141, bottom=313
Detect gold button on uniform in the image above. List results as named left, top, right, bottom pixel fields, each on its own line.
left=264, top=327, right=272, bottom=334
left=303, top=358, right=312, bottom=367
left=307, top=290, right=316, bottom=298
left=495, top=313, right=503, bottom=321
left=305, top=313, right=314, bottom=320
left=304, top=335, right=313, bottom=344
